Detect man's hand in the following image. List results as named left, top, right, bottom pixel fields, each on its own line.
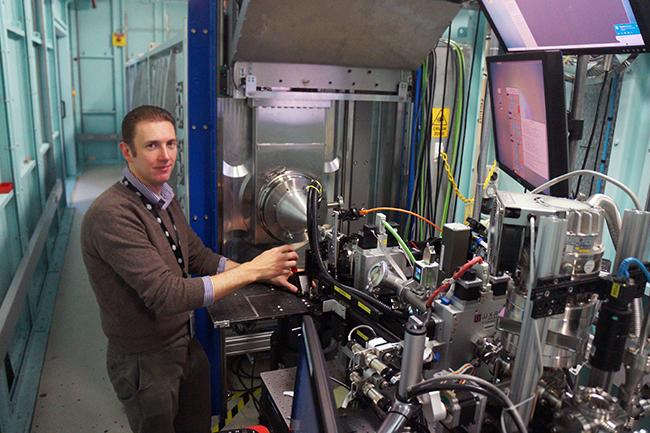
left=208, top=245, right=299, bottom=302
left=241, top=245, right=298, bottom=283
left=267, top=274, right=299, bottom=293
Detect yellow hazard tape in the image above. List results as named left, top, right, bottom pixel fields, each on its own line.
left=334, top=285, right=352, bottom=300
left=213, top=387, right=263, bottom=432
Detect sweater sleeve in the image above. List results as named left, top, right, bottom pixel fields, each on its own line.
left=85, top=204, right=206, bottom=316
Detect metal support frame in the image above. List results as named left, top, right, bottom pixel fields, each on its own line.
left=187, top=0, right=222, bottom=416
left=0, top=211, right=72, bottom=433
left=568, top=56, right=589, bottom=176
left=0, top=181, right=62, bottom=365
left=508, top=215, right=568, bottom=428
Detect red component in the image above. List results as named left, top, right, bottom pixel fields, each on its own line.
left=425, top=256, right=484, bottom=308
left=248, top=426, right=271, bottom=433
left=291, top=266, right=298, bottom=274
left=0, top=182, right=14, bottom=194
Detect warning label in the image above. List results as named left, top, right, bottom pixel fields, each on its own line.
left=432, top=108, right=450, bottom=138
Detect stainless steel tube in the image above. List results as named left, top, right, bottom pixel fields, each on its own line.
left=587, top=193, right=622, bottom=248
left=397, top=316, right=426, bottom=401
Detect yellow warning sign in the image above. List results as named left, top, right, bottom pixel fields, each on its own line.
left=432, top=108, right=450, bottom=138
left=112, top=32, right=127, bottom=47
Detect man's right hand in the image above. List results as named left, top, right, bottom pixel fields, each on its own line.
left=242, top=245, right=299, bottom=282
left=208, top=245, right=299, bottom=303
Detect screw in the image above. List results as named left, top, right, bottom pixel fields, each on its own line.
left=192, top=215, right=198, bottom=221
left=203, top=215, right=209, bottom=220
left=568, top=286, right=574, bottom=293
left=544, top=290, right=550, bottom=297
left=190, top=28, right=196, bottom=34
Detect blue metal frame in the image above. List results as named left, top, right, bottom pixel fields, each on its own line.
left=187, top=0, right=222, bottom=416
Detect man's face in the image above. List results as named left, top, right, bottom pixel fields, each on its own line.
left=120, top=121, right=177, bottom=192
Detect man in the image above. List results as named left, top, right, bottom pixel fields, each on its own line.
left=81, top=105, right=299, bottom=433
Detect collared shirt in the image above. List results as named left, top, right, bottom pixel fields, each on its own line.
left=122, top=167, right=225, bottom=306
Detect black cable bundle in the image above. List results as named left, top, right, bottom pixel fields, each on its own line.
left=573, top=71, right=611, bottom=197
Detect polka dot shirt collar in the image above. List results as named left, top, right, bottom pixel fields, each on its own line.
left=122, top=167, right=175, bottom=210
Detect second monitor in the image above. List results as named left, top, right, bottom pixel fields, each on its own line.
left=487, top=51, right=569, bottom=197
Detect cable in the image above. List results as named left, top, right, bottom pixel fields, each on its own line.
left=439, top=150, right=474, bottom=205
left=382, top=220, right=417, bottom=265
left=347, top=324, right=377, bottom=343
left=596, top=70, right=622, bottom=192
left=307, top=187, right=403, bottom=319
left=426, top=256, right=484, bottom=307
left=530, top=170, right=642, bottom=210
left=433, top=27, right=453, bottom=228
left=250, top=356, right=260, bottom=412
left=483, top=160, right=498, bottom=190
left=361, top=207, right=442, bottom=233
left=454, top=13, right=482, bottom=222
left=408, top=374, right=528, bottom=433
left=618, top=257, right=650, bottom=282
left=589, top=74, right=615, bottom=196
left=574, top=72, right=610, bottom=197
left=441, top=40, right=466, bottom=225
left=406, top=67, right=423, bottom=210
left=329, top=376, right=351, bottom=390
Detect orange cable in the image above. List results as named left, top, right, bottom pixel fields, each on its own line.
left=359, top=207, right=443, bottom=233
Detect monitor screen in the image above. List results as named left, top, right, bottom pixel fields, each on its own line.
left=480, top=0, right=649, bottom=54
left=487, top=52, right=569, bottom=196
left=290, top=316, right=340, bottom=433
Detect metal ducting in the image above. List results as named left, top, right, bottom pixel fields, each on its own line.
left=231, top=0, right=463, bottom=69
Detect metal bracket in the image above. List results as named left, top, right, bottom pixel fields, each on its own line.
left=531, top=275, right=572, bottom=318
left=323, top=299, right=346, bottom=319
left=213, top=319, right=231, bottom=328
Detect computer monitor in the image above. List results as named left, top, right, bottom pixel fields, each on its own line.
left=480, top=0, right=650, bottom=54
left=290, top=315, right=340, bottom=433
left=487, top=51, right=569, bottom=196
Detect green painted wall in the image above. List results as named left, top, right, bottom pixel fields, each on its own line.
left=70, top=0, right=186, bottom=169
left=0, top=1, right=73, bottom=431
left=1, top=3, right=187, bottom=429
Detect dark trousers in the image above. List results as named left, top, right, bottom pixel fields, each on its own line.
left=106, top=335, right=211, bottom=433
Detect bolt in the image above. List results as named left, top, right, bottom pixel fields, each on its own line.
left=203, top=215, right=209, bottom=220
left=202, top=124, right=208, bottom=130
left=192, top=215, right=198, bottom=221
left=202, top=29, right=208, bottom=34
left=548, top=309, right=553, bottom=315
left=191, top=125, right=197, bottom=130
left=568, top=286, right=574, bottom=293
left=190, top=28, right=196, bottom=34
left=544, top=290, right=550, bottom=297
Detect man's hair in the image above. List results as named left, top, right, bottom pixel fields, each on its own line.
left=121, top=105, right=176, bottom=155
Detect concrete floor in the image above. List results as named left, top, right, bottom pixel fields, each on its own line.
left=30, top=165, right=130, bottom=433
left=30, top=165, right=261, bottom=433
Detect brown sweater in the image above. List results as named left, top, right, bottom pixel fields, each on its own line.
left=81, top=181, right=223, bottom=353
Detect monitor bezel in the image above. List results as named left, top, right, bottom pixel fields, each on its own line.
left=479, top=0, right=650, bottom=55
left=291, top=315, right=340, bottom=433
left=487, top=51, right=569, bottom=197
